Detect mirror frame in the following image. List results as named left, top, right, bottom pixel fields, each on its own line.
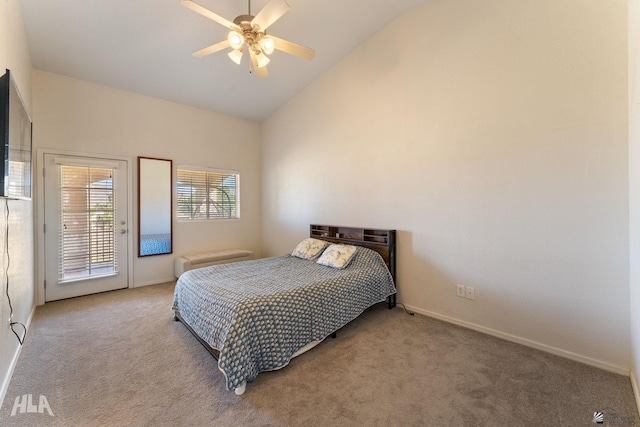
left=138, top=156, right=173, bottom=257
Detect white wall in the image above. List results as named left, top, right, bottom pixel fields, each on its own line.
left=628, top=0, right=640, bottom=411
left=0, top=0, right=34, bottom=409
left=32, top=71, right=262, bottom=287
left=262, top=0, right=631, bottom=372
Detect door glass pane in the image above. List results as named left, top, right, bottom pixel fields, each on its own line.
left=58, top=165, right=118, bottom=281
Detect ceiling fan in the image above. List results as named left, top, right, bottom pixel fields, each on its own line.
left=181, top=0, right=315, bottom=78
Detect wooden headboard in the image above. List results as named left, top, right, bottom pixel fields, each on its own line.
left=310, top=224, right=396, bottom=308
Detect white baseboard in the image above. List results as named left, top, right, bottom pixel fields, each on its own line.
left=0, top=305, right=36, bottom=410
left=133, top=277, right=176, bottom=288
left=404, top=304, right=630, bottom=377
left=631, top=370, right=640, bottom=419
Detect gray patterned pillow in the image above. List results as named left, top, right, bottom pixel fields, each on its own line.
left=316, top=244, right=357, bottom=269
left=291, top=238, right=328, bottom=260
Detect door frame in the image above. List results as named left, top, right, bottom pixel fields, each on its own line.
left=36, top=148, right=134, bottom=305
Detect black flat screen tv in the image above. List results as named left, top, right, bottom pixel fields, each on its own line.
left=0, top=69, right=32, bottom=200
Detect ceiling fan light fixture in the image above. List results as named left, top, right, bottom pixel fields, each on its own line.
left=256, top=53, right=270, bottom=68
left=228, top=31, right=245, bottom=50
left=228, top=48, right=244, bottom=65
left=259, top=37, right=275, bottom=55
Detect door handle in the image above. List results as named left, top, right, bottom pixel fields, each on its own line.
left=120, top=229, right=127, bottom=234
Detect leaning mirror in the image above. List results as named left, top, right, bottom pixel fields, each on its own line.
left=138, top=157, right=173, bottom=257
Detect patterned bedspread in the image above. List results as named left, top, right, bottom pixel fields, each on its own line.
left=140, top=233, right=171, bottom=255
left=171, top=246, right=396, bottom=391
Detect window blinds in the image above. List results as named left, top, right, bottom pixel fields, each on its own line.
left=58, top=164, right=118, bottom=282
left=176, top=168, right=239, bottom=220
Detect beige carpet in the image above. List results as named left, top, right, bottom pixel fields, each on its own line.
left=0, top=282, right=638, bottom=426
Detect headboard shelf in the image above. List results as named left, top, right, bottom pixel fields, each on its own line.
left=310, top=224, right=397, bottom=308
left=311, top=225, right=395, bottom=245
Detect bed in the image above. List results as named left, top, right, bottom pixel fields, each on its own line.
left=171, top=225, right=396, bottom=395
left=140, top=233, right=171, bottom=256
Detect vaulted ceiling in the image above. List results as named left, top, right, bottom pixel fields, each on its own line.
left=19, top=0, right=428, bottom=122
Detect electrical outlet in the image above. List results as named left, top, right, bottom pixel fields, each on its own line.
left=466, top=286, right=475, bottom=300
left=456, top=284, right=465, bottom=297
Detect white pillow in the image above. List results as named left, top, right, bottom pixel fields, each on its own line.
left=316, top=244, right=357, bottom=269
left=291, top=238, right=328, bottom=260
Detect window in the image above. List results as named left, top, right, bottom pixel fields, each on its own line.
left=58, top=164, right=117, bottom=281
left=177, top=166, right=239, bottom=220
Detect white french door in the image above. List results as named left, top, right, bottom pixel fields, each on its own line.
left=43, top=154, right=129, bottom=301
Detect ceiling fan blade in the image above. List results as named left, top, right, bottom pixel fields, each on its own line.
left=180, top=0, right=238, bottom=30
left=192, top=40, right=231, bottom=58
left=270, top=36, right=315, bottom=60
left=249, top=49, right=269, bottom=78
left=254, top=64, right=268, bottom=78
left=251, top=0, right=290, bottom=31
